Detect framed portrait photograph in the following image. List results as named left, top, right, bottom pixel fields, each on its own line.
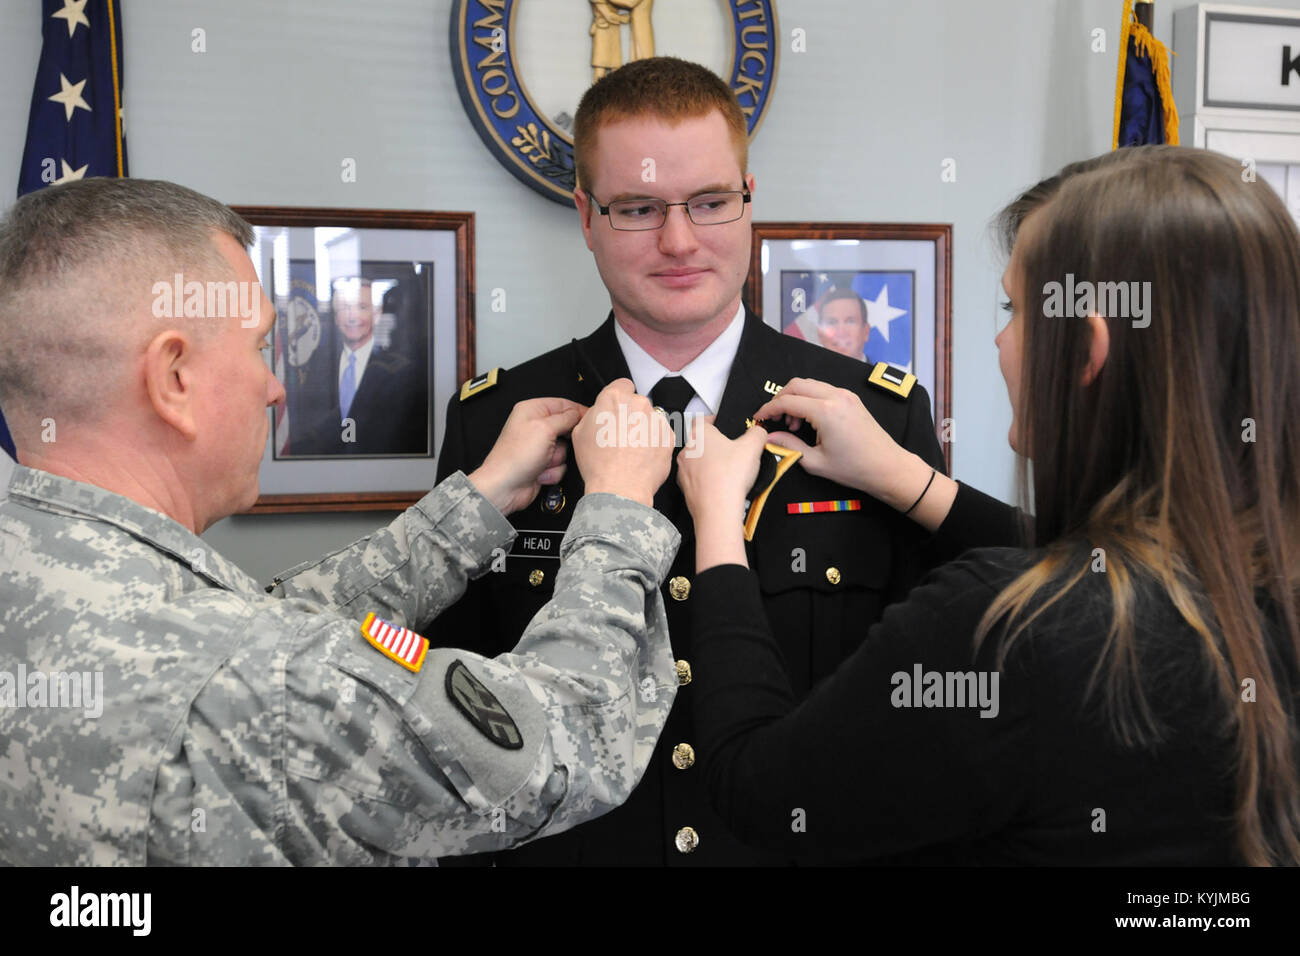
left=231, top=207, right=475, bottom=513
left=747, top=223, right=952, bottom=466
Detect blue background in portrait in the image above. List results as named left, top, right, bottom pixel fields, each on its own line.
left=780, top=270, right=915, bottom=369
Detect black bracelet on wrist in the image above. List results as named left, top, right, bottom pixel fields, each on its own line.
left=902, top=468, right=937, bottom=515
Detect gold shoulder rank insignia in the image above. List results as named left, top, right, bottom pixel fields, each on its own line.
left=460, top=367, right=500, bottom=401
left=868, top=362, right=916, bottom=399
left=744, top=444, right=802, bottom=541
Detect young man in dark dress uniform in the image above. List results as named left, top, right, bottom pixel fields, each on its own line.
left=435, top=57, right=948, bottom=865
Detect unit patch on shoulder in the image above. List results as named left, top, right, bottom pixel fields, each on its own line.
left=446, top=660, right=524, bottom=750
left=867, top=362, right=917, bottom=399
left=460, top=367, right=500, bottom=401
left=361, top=612, right=429, bottom=673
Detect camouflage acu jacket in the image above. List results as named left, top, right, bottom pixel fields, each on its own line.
left=0, top=466, right=679, bottom=865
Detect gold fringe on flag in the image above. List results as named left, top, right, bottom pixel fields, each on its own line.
left=107, top=0, right=126, bottom=176
left=1112, top=0, right=1180, bottom=149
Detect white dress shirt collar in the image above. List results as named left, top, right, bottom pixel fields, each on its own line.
left=612, top=302, right=745, bottom=415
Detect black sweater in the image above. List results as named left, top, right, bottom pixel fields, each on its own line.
left=691, top=482, right=1249, bottom=864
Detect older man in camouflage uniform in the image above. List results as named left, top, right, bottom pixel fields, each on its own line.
left=0, top=178, right=680, bottom=865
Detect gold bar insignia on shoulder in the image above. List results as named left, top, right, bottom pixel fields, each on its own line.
left=868, top=362, right=916, bottom=399
left=460, top=367, right=500, bottom=401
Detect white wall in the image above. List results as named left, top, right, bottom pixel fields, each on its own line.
left=3, top=0, right=1295, bottom=581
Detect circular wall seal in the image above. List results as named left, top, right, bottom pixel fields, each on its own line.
left=451, top=0, right=779, bottom=204
left=285, top=282, right=322, bottom=368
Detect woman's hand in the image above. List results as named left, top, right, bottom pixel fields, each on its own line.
left=753, top=378, right=922, bottom=510
left=754, top=377, right=956, bottom=530
left=677, top=419, right=769, bottom=571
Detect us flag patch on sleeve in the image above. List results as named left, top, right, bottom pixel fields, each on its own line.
left=360, top=612, right=429, bottom=673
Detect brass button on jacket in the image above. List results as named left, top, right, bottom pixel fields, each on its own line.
left=675, top=659, right=692, bottom=686
left=674, top=826, right=700, bottom=854
left=672, top=743, right=695, bottom=770
left=528, top=569, right=545, bottom=587
left=825, top=566, right=841, bottom=585
left=668, top=576, right=691, bottom=601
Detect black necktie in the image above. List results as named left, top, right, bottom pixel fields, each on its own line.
left=648, top=376, right=694, bottom=519
left=649, top=375, right=695, bottom=418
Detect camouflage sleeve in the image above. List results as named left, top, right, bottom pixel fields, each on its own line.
left=244, top=492, right=680, bottom=862
left=268, top=470, right=514, bottom=633
left=487, top=492, right=681, bottom=842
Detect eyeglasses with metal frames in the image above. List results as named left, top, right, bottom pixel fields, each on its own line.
left=587, top=189, right=752, bottom=230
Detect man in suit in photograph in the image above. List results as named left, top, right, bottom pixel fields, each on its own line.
left=434, top=56, right=948, bottom=866
left=298, top=276, right=428, bottom=457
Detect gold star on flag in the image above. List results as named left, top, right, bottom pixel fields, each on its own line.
left=49, top=73, right=92, bottom=122
left=51, top=0, right=90, bottom=38
left=53, top=159, right=89, bottom=184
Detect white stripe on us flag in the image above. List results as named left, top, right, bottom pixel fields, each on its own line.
left=361, top=613, right=429, bottom=672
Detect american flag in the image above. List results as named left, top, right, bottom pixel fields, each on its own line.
left=18, top=0, right=127, bottom=195
left=2, top=0, right=128, bottom=459
left=360, top=612, right=429, bottom=674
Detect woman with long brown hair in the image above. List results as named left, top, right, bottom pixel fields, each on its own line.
left=678, top=145, right=1300, bottom=864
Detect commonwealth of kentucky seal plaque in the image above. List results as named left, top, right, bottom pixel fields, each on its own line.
left=451, top=0, right=779, bottom=204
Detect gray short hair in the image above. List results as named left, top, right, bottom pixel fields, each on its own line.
left=0, top=178, right=253, bottom=441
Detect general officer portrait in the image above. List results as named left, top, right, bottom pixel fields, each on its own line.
left=434, top=56, right=948, bottom=866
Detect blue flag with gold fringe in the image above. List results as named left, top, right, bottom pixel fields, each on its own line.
left=1113, top=0, right=1179, bottom=148
left=4, top=0, right=128, bottom=460
left=18, top=0, right=127, bottom=195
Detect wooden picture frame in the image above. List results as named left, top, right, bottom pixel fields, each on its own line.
left=747, top=222, right=952, bottom=469
left=231, top=207, right=475, bottom=513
